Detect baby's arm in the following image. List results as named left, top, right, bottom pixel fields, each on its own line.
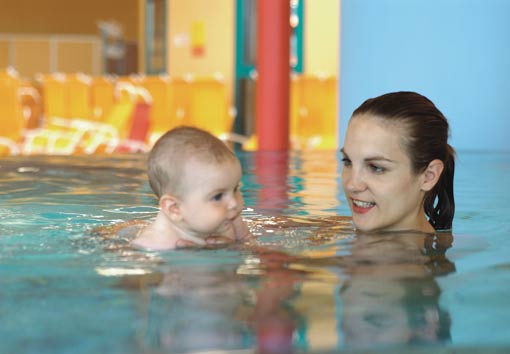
left=173, top=215, right=250, bottom=248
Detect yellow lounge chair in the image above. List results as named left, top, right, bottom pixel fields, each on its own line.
left=290, top=74, right=337, bottom=150
left=23, top=73, right=89, bottom=154
left=0, top=68, right=25, bottom=156
left=79, top=82, right=152, bottom=154
left=140, top=75, right=181, bottom=146
left=90, top=75, right=116, bottom=122
left=22, top=74, right=153, bottom=155
left=187, top=73, right=234, bottom=139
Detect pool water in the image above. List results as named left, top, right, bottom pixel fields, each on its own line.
left=0, top=151, right=509, bottom=354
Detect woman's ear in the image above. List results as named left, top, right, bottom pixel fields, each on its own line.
left=159, top=194, right=182, bottom=221
left=421, top=159, right=444, bottom=192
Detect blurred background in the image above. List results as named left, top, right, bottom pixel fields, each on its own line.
left=0, top=0, right=508, bottom=155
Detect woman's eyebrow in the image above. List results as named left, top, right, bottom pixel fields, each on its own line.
left=340, top=148, right=395, bottom=163
left=365, top=156, right=395, bottom=163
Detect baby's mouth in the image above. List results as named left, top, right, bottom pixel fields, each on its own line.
left=352, top=199, right=376, bottom=208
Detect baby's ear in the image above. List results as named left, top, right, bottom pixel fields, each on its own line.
left=160, top=194, right=181, bottom=221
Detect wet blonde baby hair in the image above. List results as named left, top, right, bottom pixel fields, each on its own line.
left=147, top=126, right=238, bottom=199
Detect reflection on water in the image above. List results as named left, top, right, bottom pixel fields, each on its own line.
left=335, top=232, right=454, bottom=349
left=0, top=152, right=509, bottom=353
left=109, top=224, right=455, bottom=353
left=240, top=150, right=343, bottom=216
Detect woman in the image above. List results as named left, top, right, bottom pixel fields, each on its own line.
left=341, top=91, right=455, bottom=233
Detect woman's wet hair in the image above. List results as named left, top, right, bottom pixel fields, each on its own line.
left=352, top=91, right=455, bottom=230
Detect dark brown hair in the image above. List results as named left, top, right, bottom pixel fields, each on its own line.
left=352, top=91, right=455, bottom=230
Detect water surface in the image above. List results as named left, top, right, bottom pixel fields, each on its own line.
left=0, top=151, right=509, bottom=354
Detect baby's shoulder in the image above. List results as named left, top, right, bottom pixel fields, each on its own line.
left=91, top=220, right=148, bottom=240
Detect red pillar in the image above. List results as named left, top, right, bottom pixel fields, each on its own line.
left=256, top=0, right=291, bottom=151
left=255, top=151, right=290, bottom=212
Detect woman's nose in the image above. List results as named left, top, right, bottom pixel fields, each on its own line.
left=342, top=167, right=366, bottom=193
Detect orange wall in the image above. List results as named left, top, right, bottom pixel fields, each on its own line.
left=0, top=0, right=339, bottom=77
left=304, top=0, right=340, bottom=76
left=0, top=0, right=340, bottom=76
left=0, top=0, right=138, bottom=41
left=167, top=0, right=235, bottom=104
left=0, top=0, right=339, bottom=96
left=165, top=0, right=339, bottom=108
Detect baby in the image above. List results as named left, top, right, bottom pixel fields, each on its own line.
left=131, top=126, right=250, bottom=250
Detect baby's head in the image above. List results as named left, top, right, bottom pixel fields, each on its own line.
left=148, top=126, right=239, bottom=199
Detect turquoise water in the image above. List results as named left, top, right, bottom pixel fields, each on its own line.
left=0, top=151, right=509, bottom=354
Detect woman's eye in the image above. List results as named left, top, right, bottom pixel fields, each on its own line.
left=212, top=193, right=223, bottom=201
left=341, top=157, right=352, bottom=167
left=369, top=164, right=385, bottom=173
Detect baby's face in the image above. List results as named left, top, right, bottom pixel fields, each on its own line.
left=176, top=158, right=244, bottom=237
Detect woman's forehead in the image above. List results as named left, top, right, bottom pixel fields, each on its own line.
left=347, top=114, right=403, bottom=143
left=344, top=115, right=409, bottom=159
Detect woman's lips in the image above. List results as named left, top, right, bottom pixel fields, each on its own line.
left=351, top=199, right=375, bottom=214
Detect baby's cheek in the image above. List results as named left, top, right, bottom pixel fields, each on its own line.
left=238, top=195, right=245, bottom=210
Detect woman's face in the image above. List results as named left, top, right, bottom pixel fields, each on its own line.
left=341, top=114, right=432, bottom=233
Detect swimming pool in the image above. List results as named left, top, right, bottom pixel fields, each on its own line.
left=0, top=150, right=509, bottom=354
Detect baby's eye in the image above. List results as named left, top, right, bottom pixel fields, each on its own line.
left=369, top=164, right=385, bottom=173
left=212, top=193, right=223, bottom=201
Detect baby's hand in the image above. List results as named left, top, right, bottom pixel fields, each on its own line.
left=232, top=215, right=251, bottom=241
left=175, top=235, right=234, bottom=249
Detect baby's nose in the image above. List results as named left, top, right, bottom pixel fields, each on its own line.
left=227, top=196, right=239, bottom=211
